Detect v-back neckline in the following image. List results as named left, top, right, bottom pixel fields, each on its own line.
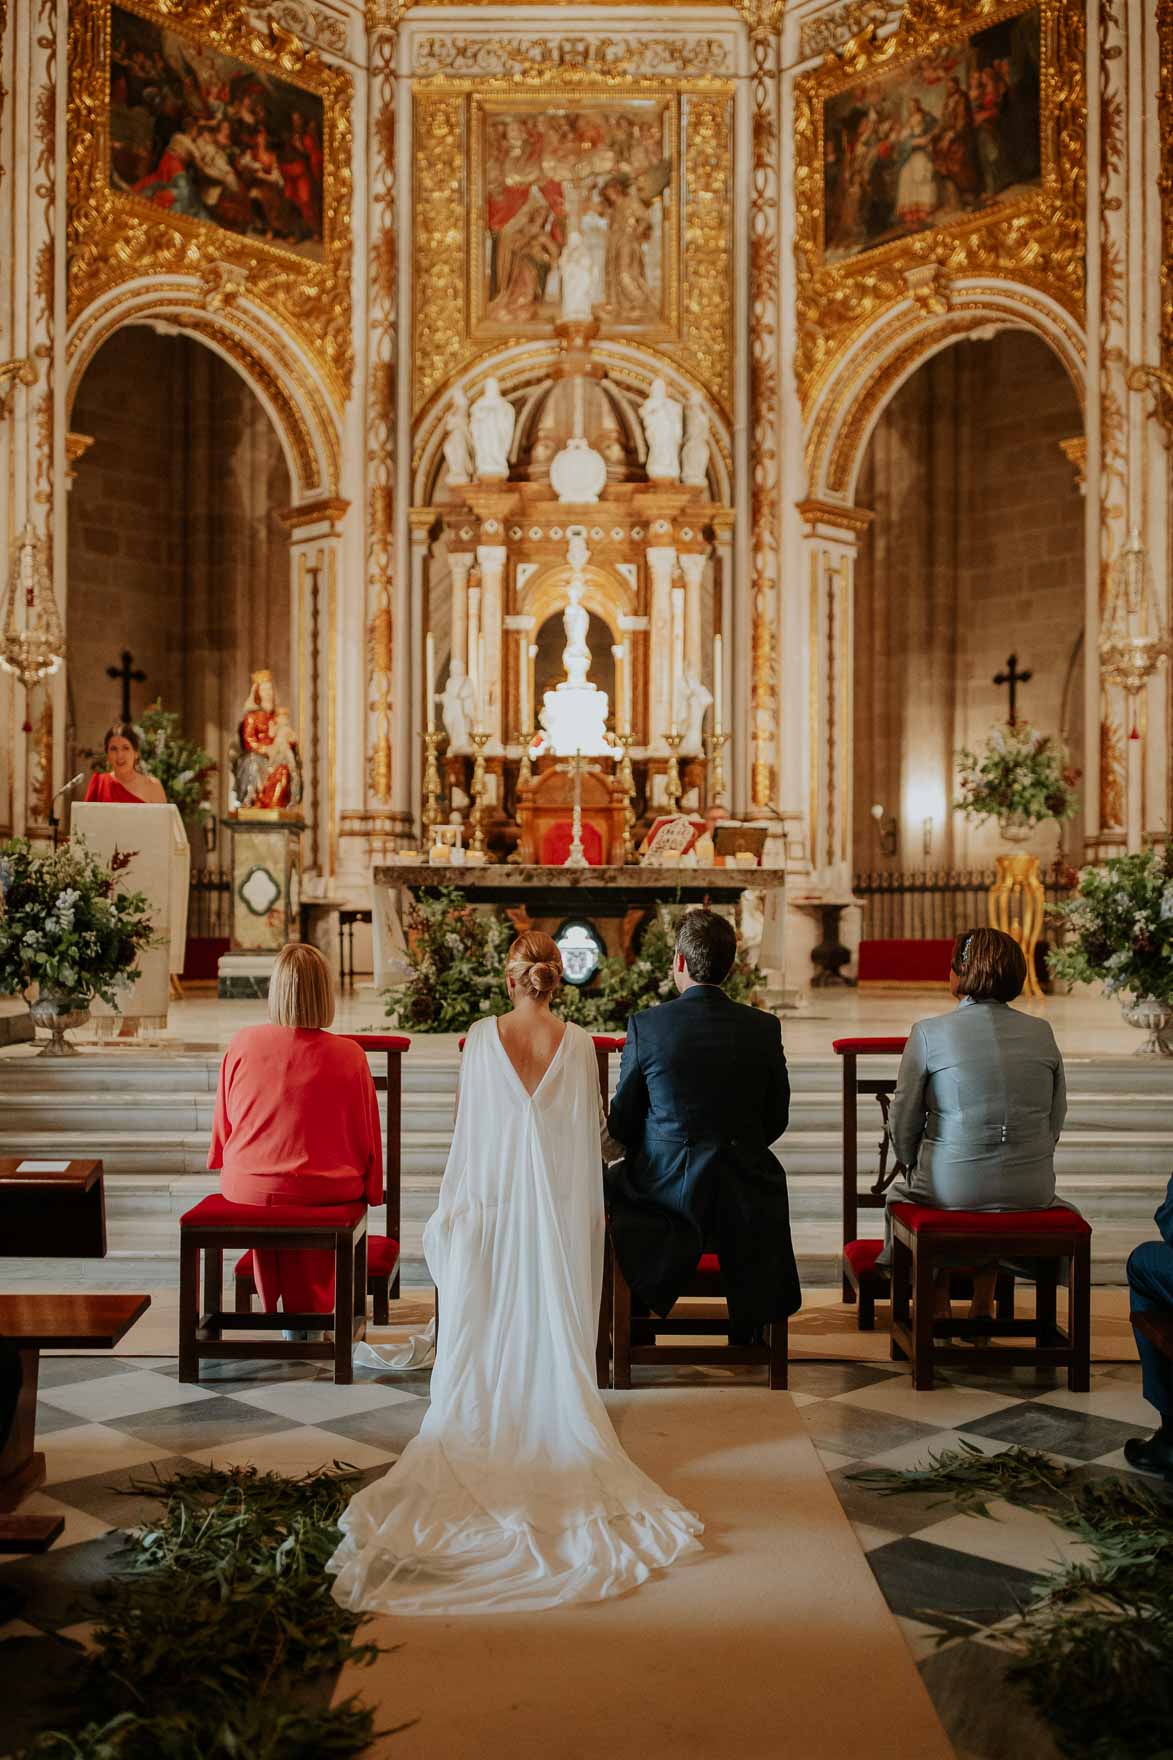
left=493, top=1016, right=569, bottom=1102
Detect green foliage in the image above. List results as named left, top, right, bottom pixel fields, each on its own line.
left=0, top=837, right=155, bottom=1006
left=954, top=722, right=1080, bottom=829
left=1048, top=847, right=1173, bottom=1001
left=135, top=700, right=217, bottom=824
left=15, top=1463, right=394, bottom=1760
left=384, top=889, right=765, bottom=1033
left=848, top=1445, right=1173, bottom=1758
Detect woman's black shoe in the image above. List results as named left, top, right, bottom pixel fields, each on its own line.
left=1123, top=1431, right=1173, bottom=1480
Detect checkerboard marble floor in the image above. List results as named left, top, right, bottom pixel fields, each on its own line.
left=0, top=1349, right=1166, bottom=1760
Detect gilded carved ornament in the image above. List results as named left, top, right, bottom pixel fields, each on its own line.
left=66, top=0, right=355, bottom=404
left=791, top=0, right=1087, bottom=414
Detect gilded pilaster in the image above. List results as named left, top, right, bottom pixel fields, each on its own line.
left=747, top=3, right=782, bottom=812
left=366, top=14, right=398, bottom=809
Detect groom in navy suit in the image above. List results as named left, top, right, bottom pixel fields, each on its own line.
left=606, top=910, right=800, bottom=1343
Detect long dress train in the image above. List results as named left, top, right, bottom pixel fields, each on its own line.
left=327, top=1017, right=703, bottom=1616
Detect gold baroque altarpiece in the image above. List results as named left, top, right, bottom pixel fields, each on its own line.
left=791, top=0, right=1087, bottom=412
left=66, top=0, right=354, bottom=403
left=410, top=76, right=735, bottom=423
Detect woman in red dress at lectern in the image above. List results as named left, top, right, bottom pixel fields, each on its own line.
left=84, top=722, right=167, bottom=805
left=208, top=943, right=383, bottom=1325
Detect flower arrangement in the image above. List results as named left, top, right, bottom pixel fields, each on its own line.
left=1048, top=848, right=1173, bottom=1001
left=0, top=837, right=156, bottom=1006
left=384, top=889, right=763, bottom=1034
left=954, top=723, right=1080, bottom=830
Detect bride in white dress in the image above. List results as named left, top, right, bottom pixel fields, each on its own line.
left=327, top=932, right=702, bottom=1616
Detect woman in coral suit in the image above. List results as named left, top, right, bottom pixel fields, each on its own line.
left=208, top=944, right=383, bottom=1329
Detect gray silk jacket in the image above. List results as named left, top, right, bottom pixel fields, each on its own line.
left=888, top=998, right=1066, bottom=1211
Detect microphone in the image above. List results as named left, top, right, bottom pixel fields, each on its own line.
left=52, top=771, right=86, bottom=806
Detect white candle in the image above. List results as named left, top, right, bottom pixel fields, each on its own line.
left=670, top=586, right=685, bottom=734
left=519, top=631, right=530, bottom=733
left=477, top=633, right=487, bottom=727
left=425, top=631, right=435, bottom=734
left=713, top=632, right=723, bottom=731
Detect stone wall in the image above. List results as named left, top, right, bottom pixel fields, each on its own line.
left=67, top=329, right=291, bottom=818
left=853, top=330, right=1085, bottom=874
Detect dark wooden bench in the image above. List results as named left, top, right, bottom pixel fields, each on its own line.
left=0, top=1293, right=151, bottom=1519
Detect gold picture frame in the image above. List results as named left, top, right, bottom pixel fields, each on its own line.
left=67, top=0, right=354, bottom=399
left=412, top=78, right=732, bottom=420
left=792, top=0, right=1086, bottom=409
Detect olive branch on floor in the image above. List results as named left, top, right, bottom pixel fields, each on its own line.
left=850, top=1443, right=1173, bottom=1760
left=13, top=1462, right=409, bottom=1760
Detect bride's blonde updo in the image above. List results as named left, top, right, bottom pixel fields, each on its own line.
left=506, top=930, right=563, bottom=1001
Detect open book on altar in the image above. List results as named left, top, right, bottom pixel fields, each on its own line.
left=71, top=802, right=190, bottom=1035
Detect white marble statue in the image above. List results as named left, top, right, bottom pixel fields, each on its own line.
left=440, top=658, right=477, bottom=752
left=559, top=230, right=596, bottom=323
left=681, top=392, right=711, bottom=488
left=470, top=377, right=515, bottom=480
left=640, top=377, right=683, bottom=482
left=442, top=387, right=473, bottom=486
left=678, top=667, right=713, bottom=755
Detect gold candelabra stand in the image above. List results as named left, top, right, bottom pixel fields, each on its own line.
left=707, top=728, right=729, bottom=808
left=615, top=732, right=638, bottom=862
left=469, top=729, right=490, bottom=854
left=517, top=728, right=536, bottom=790
left=421, top=729, right=446, bottom=836
left=663, top=731, right=684, bottom=815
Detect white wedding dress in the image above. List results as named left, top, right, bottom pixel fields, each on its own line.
left=327, top=1016, right=703, bottom=1616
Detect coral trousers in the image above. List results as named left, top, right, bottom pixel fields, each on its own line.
left=219, top=1169, right=366, bottom=1315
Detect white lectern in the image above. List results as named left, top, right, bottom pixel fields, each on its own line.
left=71, top=803, right=190, bottom=1034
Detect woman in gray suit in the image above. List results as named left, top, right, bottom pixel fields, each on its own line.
left=880, top=926, right=1067, bottom=1321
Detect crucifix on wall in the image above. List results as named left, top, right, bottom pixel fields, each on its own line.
left=107, top=649, right=146, bottom=722
left=993, top=653, right=1032, bottom=728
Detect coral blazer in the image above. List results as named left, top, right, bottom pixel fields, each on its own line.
left=209, top=1024, right=383, bottom=1207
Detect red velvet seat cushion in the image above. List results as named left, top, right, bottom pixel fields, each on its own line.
left=832, top=1036, right=908, bottom=1057
left=694, top=1252, right=722, bottom=1282
left=234, top=1234, right=399, bottom=1281
left=180, top=1195, right=365, bottom=1231
left=843, top=1238, right=888, bottom=1282
left=889, top=1202, right=1091, bottom=1237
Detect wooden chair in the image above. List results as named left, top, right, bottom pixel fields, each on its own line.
left=231, top=1032, right=409, bottom=1321
left=179, top=1197, right=368, bottom=1385
left=607, top=1246, right=788, bottom=1390
left=888, top=1202, right=1092, bottom=1391
left=833, top=1037, right=1015, bottom=1331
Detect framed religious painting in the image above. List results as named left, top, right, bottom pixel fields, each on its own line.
left=67, top=0, right=354, bottom=392
left=821, top=4, right=1044, bottom=265
left=792, top=0, right=1085, bottom=405
left=468, top=93, right=681, bottom=340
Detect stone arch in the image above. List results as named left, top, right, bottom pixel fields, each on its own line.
left=65, top=281, right=342, bottom=502
left=803, top=281, right=1086, bottom=507
left=412, top=342, right=734, bottom=507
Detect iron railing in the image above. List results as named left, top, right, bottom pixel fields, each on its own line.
left=853, top=863, right=1076, bottom=942
left=188, top=867, right=232, bottom=940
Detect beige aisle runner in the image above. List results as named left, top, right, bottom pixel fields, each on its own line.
left=334, top=1388, right=952, bottom=1760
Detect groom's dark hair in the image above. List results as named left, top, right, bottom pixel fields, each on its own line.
left=676, top=909, right=737, bottom=985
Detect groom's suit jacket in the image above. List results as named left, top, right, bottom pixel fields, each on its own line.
left=606, top=984, right=800, bottom=1329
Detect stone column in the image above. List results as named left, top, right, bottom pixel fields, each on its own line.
left=678, top=549, right=707, bottom=680
left=448, top=548, right=473, bottom=676
left=797, top=500, right=872, bottom=893
left=280, top=497, right=350, bottom=882
left=0, top=1, right=64, bottom=838
left=466, top=574, right=482, bottom=731
left=476, top=542, right=507, bottom=752
left=645, top=540, right=677, bottom=753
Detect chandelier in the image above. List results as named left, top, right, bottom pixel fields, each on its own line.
left=1099, top=528, right=1171, bottom=695
left=0, top=526, right=64, bottom=690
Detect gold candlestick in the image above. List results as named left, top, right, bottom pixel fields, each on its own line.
left=517, top=728, right=536, bottom=790
left=469, top=729, right=490, bottom=854
left=663, top=731, right=684, bottom=815
left=421, top=729, right=446, bottom=836
left=707, top=728, right=729, bottom=809
left=616, top=732, right=637, bottom=862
